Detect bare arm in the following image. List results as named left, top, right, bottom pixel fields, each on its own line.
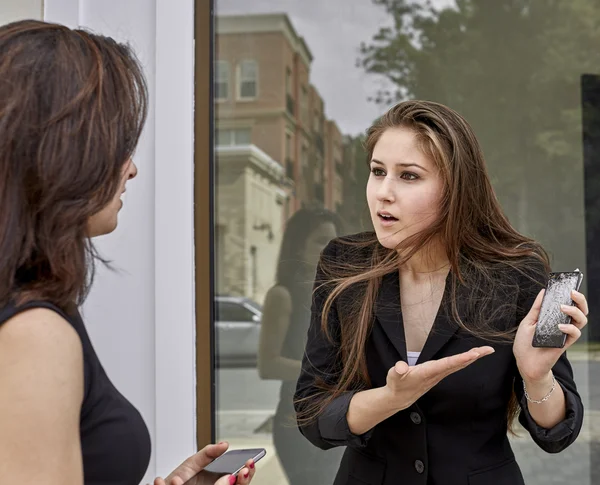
left=0, top=308, right=84, bottom=484
left=257, top=286, right=303, bottom=381
left=346, top=387, right=401, bottom=436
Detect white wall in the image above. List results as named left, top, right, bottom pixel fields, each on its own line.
left=44, top=1, right=197, bottom=483
left=0, top=0, right=42, bottom=24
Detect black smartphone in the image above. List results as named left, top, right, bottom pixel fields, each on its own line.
left=532, top=269, right=584, bottom=348
left=201, top=448, right=266, bottom=477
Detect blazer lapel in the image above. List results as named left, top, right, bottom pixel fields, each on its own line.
left=374, top=270, right=407, bottom=363
left=417, top=273, right=464, bottom=364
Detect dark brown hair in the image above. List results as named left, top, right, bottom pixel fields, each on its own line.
left=297, top=100, right=550, bottom=434
left=275, top=207, right=343, bottom=290
left=0, top=20, right=148, bottom=311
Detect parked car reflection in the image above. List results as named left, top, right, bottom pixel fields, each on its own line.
left=215, top=295, right=262, bottom=367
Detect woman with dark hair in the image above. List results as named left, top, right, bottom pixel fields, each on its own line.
left=0, top=20, right=256, bottom=485
left=294, top=100, right=588, bottom=485
left=258, top=207, right=344, bottom=484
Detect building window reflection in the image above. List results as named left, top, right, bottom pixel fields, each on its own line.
left=216, top=128, right=252, bottom=146
left=215, top=60, right=230, bottom=101
left=237, top=59, right=258, bottom=100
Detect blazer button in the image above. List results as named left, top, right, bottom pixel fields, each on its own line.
left=415, top=460, right=425, bottom=474
left=410, top=412, right=422, bottom=424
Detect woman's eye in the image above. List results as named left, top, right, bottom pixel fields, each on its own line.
left=400, top=172, right=419, bottom=181
left=371, top=167, right=386, bottom=176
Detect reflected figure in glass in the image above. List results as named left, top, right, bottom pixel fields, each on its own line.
left=258, top=207, right=344, bottom=485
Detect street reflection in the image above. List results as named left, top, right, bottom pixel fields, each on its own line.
left=213, top=1, right=599, bottom=483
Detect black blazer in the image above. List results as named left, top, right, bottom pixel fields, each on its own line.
left=294, top=234, right=583, bottom=485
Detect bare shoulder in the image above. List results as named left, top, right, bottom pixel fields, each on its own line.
left=0, top=307, right=84, bottom=401
left=0, top=307, right=84, bottom=482
left=263, top=285, right=292, bottom=314
left=0, top=307, right=83, bottom=366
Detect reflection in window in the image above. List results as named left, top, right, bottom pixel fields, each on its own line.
left=215, top=60, right=230, bottom=100
left=249, top=245, right=257, bottom=299
left=301, top=85, right=308, bottom=126
left=238, top=60, right=258, bottom=99
left=216, top=128, right=251, bottom=146
left=285, top=132, right=292, bottom=159
left=213, top=5, right=598, bottom=485
left=285, top=67, right=292, bottom=95
left=215, top=301, right=257, bottom=322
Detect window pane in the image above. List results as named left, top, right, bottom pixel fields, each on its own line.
left=216, top=129, right=232, bottom=146
left=240, top=81, right=256, bottom=98
left=215, top=61, right=229, bottom=99
left=240, top=60, right=257, bottom=78
left=234, top=128, right=251, bottom=145
left=216, top=301, right=255, bottom=322
left=239, top=60, right=257, bottom=98
left=213, top=3, right=596, bottom=484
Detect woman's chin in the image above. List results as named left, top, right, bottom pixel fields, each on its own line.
left=87, top=216, right=119, bottom=238
left=374, top=229, right=403, bottom=250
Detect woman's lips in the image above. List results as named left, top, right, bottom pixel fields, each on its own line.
left=377, top=212, right=398, bottom=227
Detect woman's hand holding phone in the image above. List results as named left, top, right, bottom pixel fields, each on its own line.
left=514, top=286, right=589, bottom=383
left=151, top=442, right=256, bottom=485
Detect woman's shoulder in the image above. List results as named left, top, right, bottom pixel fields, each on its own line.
left=0, top=306, right=84, bottom=388
left=507, top=250, right=549, bottom=287
left=321, top=231, right=376, bottom=261
left=263, top=285, right=292, bottom=311
left=473, top=249, right=549, bottom=298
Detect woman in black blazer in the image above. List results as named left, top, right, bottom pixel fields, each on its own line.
left=294, top=100, right=587, bottom=485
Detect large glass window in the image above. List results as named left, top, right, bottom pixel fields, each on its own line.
left=213, top=1, right=599, bottom=484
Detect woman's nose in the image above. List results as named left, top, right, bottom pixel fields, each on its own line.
left=128, top=161, right=138, bottom=180
left=376, top=176, right=395, bottom=202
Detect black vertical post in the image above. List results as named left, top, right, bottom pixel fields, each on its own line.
left=581, top=73, right=600, bottom=483
left=581, top=74, right=600, bottom=342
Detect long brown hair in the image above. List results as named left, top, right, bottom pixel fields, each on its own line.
left=0, top=20, right=148, bottom=311
left=297, top=100, right=549, bottom=434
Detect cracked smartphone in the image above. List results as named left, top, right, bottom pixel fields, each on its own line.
left=532, top=269, right=584, bottom=348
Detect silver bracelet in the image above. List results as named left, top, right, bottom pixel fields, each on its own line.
left=523, top=374, right=556, bottom=404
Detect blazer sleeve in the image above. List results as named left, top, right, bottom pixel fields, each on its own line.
left=513, top=259, right=584, bottom=453
left=293, top=238, right=374, bottom=450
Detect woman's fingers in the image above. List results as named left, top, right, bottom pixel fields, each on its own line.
left=561, top=303, right=588, bottom=328
left=215, top=474, right=236, bottom=485
left=244, top=459, right=256, bottom=482
left=416, top=346, right=495, bottom=382
left=559, top=323, right=582, bottom=348
left=571, top=290, right=589, bottom=317
left=235, top=466, right=252, bottom=485
left=394, top=360, right=409, bottom=376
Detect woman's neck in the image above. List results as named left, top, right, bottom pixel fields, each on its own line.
left=398, top=241, right=450, bottom=280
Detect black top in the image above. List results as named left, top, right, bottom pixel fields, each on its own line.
left=295, top=233, right=584, bottom=485
left=0, top=301, right=152, bottom=485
